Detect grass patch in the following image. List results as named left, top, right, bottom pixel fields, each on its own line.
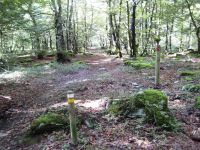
left=0, top=61, right=87, bottom=83
left=49, top=61, right=87, bottom=74
left=124, top=57, right=154, bottom=69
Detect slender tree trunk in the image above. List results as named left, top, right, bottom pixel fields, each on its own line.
left=130, top=1, right=137, bottom=58
left=169, top=20, right=174, bottom=52
left=165, top=22, right=169, bottom=51
left=126, top=1, right=132, bottom=52
left=197, top=29, right=200, bottom=53
left=108, top=0, right=114, bottom=49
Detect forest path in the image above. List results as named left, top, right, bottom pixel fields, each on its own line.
left=0, top=52, right=200, bottom=149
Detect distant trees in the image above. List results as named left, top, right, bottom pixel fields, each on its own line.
left=0, top=0, right=200, bottom=60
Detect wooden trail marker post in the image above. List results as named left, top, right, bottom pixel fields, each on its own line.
left=67, top=91, right=78, bottom=145
left=155, top=37, right=161, bottom=87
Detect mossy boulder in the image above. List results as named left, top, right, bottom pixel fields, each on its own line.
left=194, top=96, right=200, bottom=109
left=134, top=89, right=168, bottom=110
left=182, top=84, right=200, bottom=93
left=108, top=98, right=134, bottom=116
left=108, top=89, right=178, bottom=130
left=29, top=113, right=69, bottom=135
left=179, top=71, right=196, bottom=77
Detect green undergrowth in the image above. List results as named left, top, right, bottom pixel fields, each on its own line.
left=124, top=57, right=154, bottom=69
left=178, top=70, right=197, bottom=77
left=194, top=96, right=200, bottom=109
left=29, top=113, right=69, bottom=135
left=182, top=84, right=200, bottom=93
left=108, top=89, right=179, bottom=131
left=49, top=61, right=87, bottom=74
left=106, top=48, right=118, bottom=55
left=189, top=52, right=200, bottom=58
left=183, top=77, right=194, bottom=81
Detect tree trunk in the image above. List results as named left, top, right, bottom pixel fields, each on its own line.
left=52, top=0, right=67, bottom=62
left=108, top=0, right=114, bottom=49
left=197, top=29, right=200, bottom=53
left=130, top=1, right=137, bottom=58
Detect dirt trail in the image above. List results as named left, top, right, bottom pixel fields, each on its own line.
left=0, top=53, right=200, bottom=149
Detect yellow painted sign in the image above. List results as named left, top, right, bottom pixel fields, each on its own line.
left=68, top=98, right=75, bottom=104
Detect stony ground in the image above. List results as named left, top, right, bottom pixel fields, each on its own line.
left=0, top=50, right=200, bottom=150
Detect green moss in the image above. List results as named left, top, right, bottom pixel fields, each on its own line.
left=194, top=96, right=200, bottom=109
left=179, top=71, right=196, bottom=76
left=29, top=113, right=69, bottom=135
left=108, top=89, right=178, bottom=130
left=124, top=59, right=153, bottom=69
left=134, top=89, right=168, bottom=110
left=182, top=84, right=200, bottom=93
left=184, top=77, right=193, bottom=81
left=108, top=98, right=135, bottom=116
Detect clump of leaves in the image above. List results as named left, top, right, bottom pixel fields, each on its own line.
left=124, top=58, right=154, bottom=69
left=194, top=96, right=200, bottom=109
left=182, top=84, right=200, bottom=93
left=108, top=89, right=179, bottom=131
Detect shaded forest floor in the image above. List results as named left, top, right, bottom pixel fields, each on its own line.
left=0, top=50, right=200, bottom=149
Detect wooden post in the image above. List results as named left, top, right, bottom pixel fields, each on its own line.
left=67, top=91, right=78, bottom=145
left=155, top=37, right=161, bottom=87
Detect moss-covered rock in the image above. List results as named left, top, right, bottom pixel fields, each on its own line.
left=134, top=89, right=168, bottom=110
left=108, top=98, right=135, bottom=116
left=108, top=89, right=178, bottom=130
left=29, top=113, right=69, bottom=135
left=179, top=71, right=196, bottom=77
left=182, top=84, right=200, bottom=93
left=194, top=96, right=200, bottom=109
